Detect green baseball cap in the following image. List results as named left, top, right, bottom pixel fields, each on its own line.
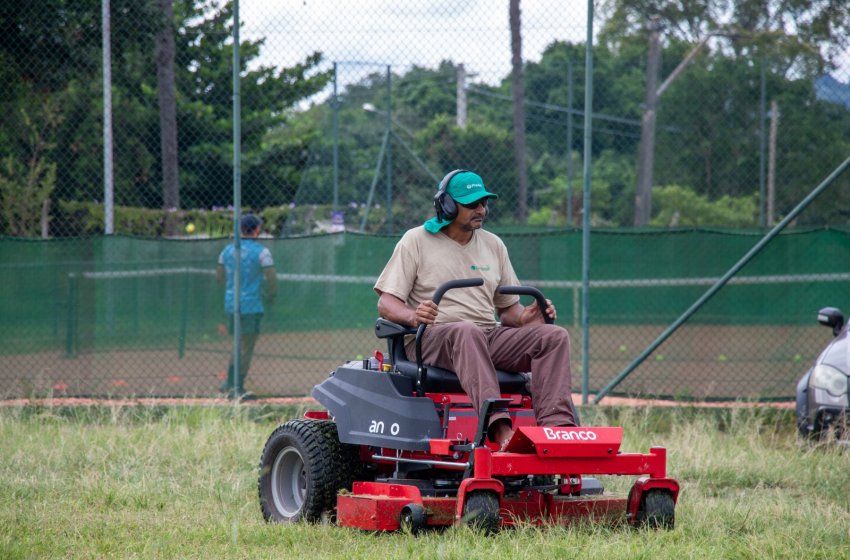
left=423, top=171, right=497, bottom=233
left=445, top=171, right=498, bottom=205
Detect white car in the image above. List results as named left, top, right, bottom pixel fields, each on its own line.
left=795, top=307, right=850, bottom=444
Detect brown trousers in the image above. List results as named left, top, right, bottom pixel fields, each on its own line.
left=406, top=321, right=577, bottom=429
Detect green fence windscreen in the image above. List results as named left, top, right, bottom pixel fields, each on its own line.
left=2, top=228, right=848, bottom=400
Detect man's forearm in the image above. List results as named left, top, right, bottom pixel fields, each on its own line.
left=377, top=293, right=417, bottom=326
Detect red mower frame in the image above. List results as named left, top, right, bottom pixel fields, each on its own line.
left=326, top=395, right=679, bottom=532
left=259, top=280, right=679, bottom=532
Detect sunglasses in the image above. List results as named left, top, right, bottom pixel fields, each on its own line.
left=459, top=198, right=489, bottom=210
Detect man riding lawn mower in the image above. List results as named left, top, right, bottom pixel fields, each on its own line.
left=258, top=170, right=678, bottom=531
left=257, top=281, right=679, bottom=532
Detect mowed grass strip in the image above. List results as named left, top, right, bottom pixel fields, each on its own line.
left=0, top=404, right=847, bottom=559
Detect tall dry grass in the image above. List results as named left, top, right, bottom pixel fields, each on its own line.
left=0, top=403, right=847, bottom=559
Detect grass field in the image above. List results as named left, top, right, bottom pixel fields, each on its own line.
left=1, top=403, right=848, bottom=559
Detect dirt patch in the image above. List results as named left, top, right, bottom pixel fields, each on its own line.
left=0, top=324, right=820, bottom=401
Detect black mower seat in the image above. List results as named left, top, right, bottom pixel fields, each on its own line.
left=375, top=318, right=529, bottom=395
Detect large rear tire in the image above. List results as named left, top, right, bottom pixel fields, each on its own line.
left=258, top=419, right=360, bottom=523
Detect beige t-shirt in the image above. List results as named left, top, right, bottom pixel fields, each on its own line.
left=374, top=226, right=521, bottom=328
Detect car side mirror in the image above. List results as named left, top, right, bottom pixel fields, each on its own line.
left=817, top=307, right=844, bottom=337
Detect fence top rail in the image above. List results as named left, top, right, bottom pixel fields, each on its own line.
left=71, top=268, right=850, bottom=288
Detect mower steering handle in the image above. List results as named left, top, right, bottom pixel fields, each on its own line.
left=414, top=278, right=484, bottom=395
left=430, top=277, right=485, bottom=305
left=415, top=277, right=484, bottom=343
left=496, top=285, right=554, bottom=325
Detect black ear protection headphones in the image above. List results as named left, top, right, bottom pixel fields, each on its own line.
left=433, top=169, right=469, bottom=222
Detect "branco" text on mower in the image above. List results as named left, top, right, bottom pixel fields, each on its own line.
left=542, top=427, right=598, bottom=441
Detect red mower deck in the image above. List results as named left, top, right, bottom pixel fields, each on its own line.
left=335, top=426, right=679, bottom=531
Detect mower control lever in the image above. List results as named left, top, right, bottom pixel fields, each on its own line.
left=496, top=285, right=554, bottom=324
left=414, top=278, right=485, bottom=396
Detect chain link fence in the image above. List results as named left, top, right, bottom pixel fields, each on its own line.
left=1, top=1, right=849, bottom=401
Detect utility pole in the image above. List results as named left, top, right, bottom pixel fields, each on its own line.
left=384, top=65, right=393, bottom=232
left=767, top=100, right=779, bottom=226
left=332, top=62, right=339, bottom=212
left=566, top=59, right=574, bottom=226
left=758, top=58, right=766, bottom=227
left=102, top=0, right=114, bottom=234
left=456, top=64, right=467, bottom=129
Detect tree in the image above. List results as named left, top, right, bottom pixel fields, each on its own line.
left=650, top=184, right=758, bottom=227
left=598, top=0, right=850, bottom=226
left=522, top=40, right=646, bottom=208
left=2, top=0, right=331, bottom=230
left=0, top=0, right=161, bottom=235
left=393, top=62, right=457, bottom=129
left=170, top=0, right=331, bottom=209
left=419, top=115, right=516, bottom=226
left=0, top=1, right=104, bottom=100
left=600, top=0, right=850, bottom=70
left=0, top=106, right=59, bottom=236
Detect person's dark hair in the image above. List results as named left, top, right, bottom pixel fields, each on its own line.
left=240, top=214, right=263, bottom=234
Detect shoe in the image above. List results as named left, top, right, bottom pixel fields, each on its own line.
left=228, top=388, right=256, bottom=402
left=499, top=431, right=515, bottom=452
left=488, top=418, right=514, bottom=451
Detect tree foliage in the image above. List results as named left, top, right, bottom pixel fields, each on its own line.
left=0, top=0, right=330, bottom=235
left=650, top=184, right=758, bottom=227
left=0, top=107, right=59, bottom=236
left=1, top=0, right=849, bottom=236
left=599, top=0, right=850, bottom=72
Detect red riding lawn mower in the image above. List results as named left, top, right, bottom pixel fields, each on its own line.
left=258, top=280, right=679, bottom=533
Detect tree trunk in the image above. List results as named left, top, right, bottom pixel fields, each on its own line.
left=156, top=0, right=180, bottom=234
left=509, top=0, right=527, bottom=223
left=634, top=18, right=662, bottom=226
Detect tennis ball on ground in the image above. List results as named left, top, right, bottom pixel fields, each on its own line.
left=717, top=354, right=728, bottom=362
left=618, top=344, right=627, bottom=353
left=185, top=223, right=195, bottom=234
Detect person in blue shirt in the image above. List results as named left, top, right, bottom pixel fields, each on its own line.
left=216, top=214, right=277, bottom=400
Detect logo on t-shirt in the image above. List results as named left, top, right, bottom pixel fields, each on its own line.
left=470, top=264, right=491, bottom=271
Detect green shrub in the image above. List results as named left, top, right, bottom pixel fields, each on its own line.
left=53, top=201, right=389, bottom=237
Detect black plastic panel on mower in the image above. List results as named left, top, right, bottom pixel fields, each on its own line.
left=312, top=365, right=443, bottom=451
